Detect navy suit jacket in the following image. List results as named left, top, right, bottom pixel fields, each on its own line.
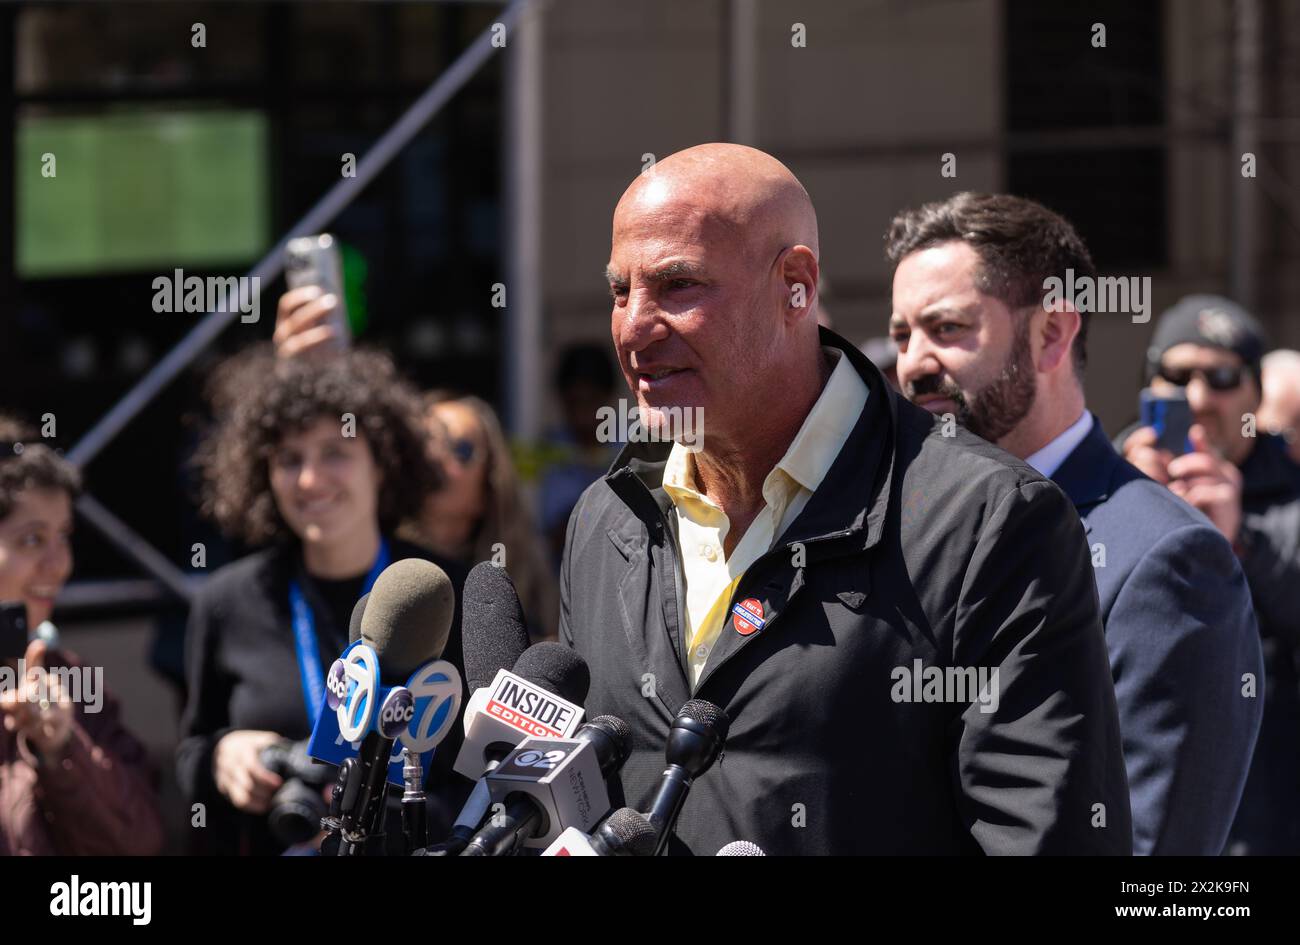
left=1052, top=416, right=1264, bottom=854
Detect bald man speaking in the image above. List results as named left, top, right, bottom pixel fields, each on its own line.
left=558, top=144, right=1130, bottom=855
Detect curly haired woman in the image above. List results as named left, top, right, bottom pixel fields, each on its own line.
left=176, top=346, right=466, bottom=855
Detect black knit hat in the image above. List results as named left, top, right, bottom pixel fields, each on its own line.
left=1146, top=295, right=1267, bottom=380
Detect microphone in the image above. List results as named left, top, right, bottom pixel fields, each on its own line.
left=460, top=715, right=631, bottom=856
left=427, top=643, right=590, bottom=855
left=348, top=592, right=369, bottom=643
left=461, top=562, right=531, bottom=693
left=647, top=699, right=729, bottom=856
left=312, top=559, right=461, bottom=855
left=716, top=840, right=765, bottom=856
left=358, top=559, right=454, bottom=684
left=452, top=641, right=589, bottom=780
left=313, top=563, right=462, bottom=777
left=416, top=563, right=529, bottom=856
left=542, top=807, right=657, bottom=856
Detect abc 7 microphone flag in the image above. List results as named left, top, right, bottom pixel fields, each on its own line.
left=309, top=637, right=463, bottom=784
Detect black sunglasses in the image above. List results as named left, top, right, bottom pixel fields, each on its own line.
left=448, top=437, right=480, bottom=465
left=1156, top=364, right=1245, bottom=391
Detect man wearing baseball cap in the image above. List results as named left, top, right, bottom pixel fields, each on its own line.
left=1122, top=295, right=1300, bottom=854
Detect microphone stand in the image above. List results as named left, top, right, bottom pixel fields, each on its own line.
left=401, top=747, right=427, bottom=855
left=326, top=733, right=394, bottom=856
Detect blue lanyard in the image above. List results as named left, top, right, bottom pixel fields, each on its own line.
left=289, top=538, right=391, bottom=722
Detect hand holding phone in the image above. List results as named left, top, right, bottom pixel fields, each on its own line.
left=279, top=234, right=350, bottom=357
left=0, top=637, right=75, bottom=758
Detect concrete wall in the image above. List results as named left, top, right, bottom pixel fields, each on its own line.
left=538, top=0, right=1003, bottom=362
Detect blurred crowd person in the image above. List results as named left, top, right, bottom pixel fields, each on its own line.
left=176, top=347, right=468, bottom=855
left=1259, top=349, right=1300, bottom=464
left=1120, top=297, right=1300, bottom=855
left=0, top=414, right=163, bottom=855
left=407, top=392, right=557, bottom=641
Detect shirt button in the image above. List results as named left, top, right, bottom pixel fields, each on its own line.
left=704, top=545, right=719, bottom=562
left=695, top=644, right=709, bottom=661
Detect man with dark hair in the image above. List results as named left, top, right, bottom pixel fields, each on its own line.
left=562, top=147, right=1131, bottom=855
left=1120, top=297, right=1300, bottom=855
left=886, top=193, right=1264, bottom=855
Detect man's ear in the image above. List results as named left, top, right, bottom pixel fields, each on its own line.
left=1035, top=301, right=1081, bottom=373
left=782, top=245, right=819, bottom=320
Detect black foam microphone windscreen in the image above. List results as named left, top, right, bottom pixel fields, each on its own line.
left=512, top=642, right=591, bottom=707
left=358, top=558, right=455, bottom=683
left=461, top=562, right=530, bottom=693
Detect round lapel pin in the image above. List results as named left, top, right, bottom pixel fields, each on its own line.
left=732, top=598, right=766, bottom=636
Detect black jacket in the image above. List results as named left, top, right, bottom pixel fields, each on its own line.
left=1229, top=434, right=1300, bottom=854
left=176, top=537, right=469, bottom=855
left=560, top=329, right=1132, bottom=855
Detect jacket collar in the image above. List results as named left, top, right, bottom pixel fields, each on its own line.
left=604, top=326, right=902, bottom=556
left=1050, top=413, right=1125, bottom=512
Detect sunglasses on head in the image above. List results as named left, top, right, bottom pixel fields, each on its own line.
left=1156, top=364, right=1245, bottom=391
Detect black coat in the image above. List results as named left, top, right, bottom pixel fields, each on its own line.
left=560, top=329, right=1132, bottom=855
left=1228, top=434, right=1300, bottom=854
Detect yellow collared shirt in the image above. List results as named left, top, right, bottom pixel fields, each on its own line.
left=663, top=347, right=869, bottom=688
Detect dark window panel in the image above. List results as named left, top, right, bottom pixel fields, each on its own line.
left=1006, top=1, right=1167, bottom=268
left=16, top=3, right=266, bottom=95
left=1007, top=148, right=1167, bottom=269
left=1006, top=0, right=1165, bottom=132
